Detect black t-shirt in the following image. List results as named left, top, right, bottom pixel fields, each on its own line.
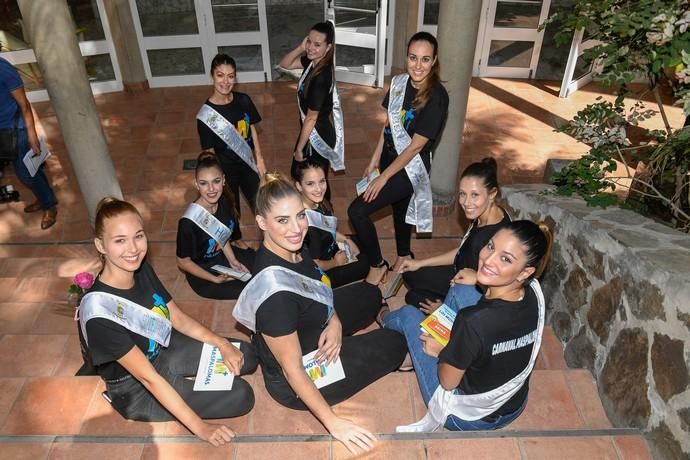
left=304, top=204, right=338, bottom=261
left=438, top=286, right=539, bottom=417
left=197, top=92, right=261, bottom=156
left=298, top=55, right=336, bottom=148
left=382, top=78, right=449, bottom=171
left=176, top=195, right=241, bottom=269
left=252, top=245, right=333, bottom=381
left=453, top=210, right=511, bottom=272
left=79, top=261, right=173, bottom=381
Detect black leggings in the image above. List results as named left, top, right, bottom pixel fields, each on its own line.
left=105, top=331, right=258, bottom=421
left=187, top=247, right=256, bottom=300
left=348, top=147, right=414, bottom=266
left=403, top=265, right=455, bottom=308
left=262, top=281, right=407, bottom=409
left=218, top=149, right=260, bottom=233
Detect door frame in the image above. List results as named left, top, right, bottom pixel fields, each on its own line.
left=559, top=28, right=602, bottom=97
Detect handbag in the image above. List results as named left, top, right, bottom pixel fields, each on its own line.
left=0, top=107, right=21, bottom=161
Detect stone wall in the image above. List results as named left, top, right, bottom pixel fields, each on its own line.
left=502, top=185, right=690, bottom=460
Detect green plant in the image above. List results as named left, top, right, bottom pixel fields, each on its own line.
left=543, top=0, right=690, bottom=231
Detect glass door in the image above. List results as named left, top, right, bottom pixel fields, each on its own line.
left=326, top=0, right=388, bottom=87
left=129, top=0, right=271, bottom=87
left=477, top=0, right=552, bottom=78
left=559, top=28, right=601, bottom=98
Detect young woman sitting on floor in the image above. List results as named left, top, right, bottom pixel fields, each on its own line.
left=383, top=220, right=552, bottom=432
left=78, top=197, right=257, bottom=446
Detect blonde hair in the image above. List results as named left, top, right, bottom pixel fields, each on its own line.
left=255, top=172, right=302, bottom=217
left=94, top=197, right=142, bottom=239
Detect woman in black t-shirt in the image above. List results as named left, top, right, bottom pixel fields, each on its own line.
left=78, top=198, right=258, bottom=446
left=348, top=32, right=449, bottom=286
left=197, top=54, right=266, bottom=226
left=176, top=152, right=255, bottom=300
left=293, top=158, right=369, bottom=288
left=383, top=221, right=552, bottom=431
left=279, top=22, right=338, bottom=178
left=240, top=174, right=406, bottom=455
left=399, top=158, right=510, bottom=312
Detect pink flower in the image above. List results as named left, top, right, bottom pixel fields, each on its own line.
left=73, top=272, right=95, bottom=290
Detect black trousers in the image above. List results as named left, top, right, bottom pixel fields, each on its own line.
left=262, top=281, right=407, bottom=409
left=327, top=254, right=370, bottom=289
left=105, top=331, right=258, bottom=421
left=403, top=265, right=455, bottom=308
left=347, top=147, right=414, bottom=267
left=218, top=149, right=260, bottom=235
left=187, top=247, right=256, bottom=300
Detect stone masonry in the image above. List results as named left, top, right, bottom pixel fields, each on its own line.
left=502, top=185, right=690, bottom=460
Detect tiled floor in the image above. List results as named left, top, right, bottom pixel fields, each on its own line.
left=0, top=77, right=674, bottom=458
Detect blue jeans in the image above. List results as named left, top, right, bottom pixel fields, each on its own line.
left=12, top=129, right=57, bottom=209
left=384, top=283, right=523, bottom=430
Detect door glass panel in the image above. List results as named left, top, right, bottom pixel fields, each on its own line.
left=423, top=0, right=440, bottom=25
left=494, top=1, right=543, bottom=29
left=334, top=0, right=376, bottom=30
left=212, top=0, right=260, bottom=33
left=488, top=40, right=533, bottom=67
left=335, top=0, right=376, bottom=10
left=136, top=0, right=198, bottom=36
left=0, top=2, right=30, bottom=51
left=67, top=0, right=106, bottom=41
left=266, top=1, right=322, bottom=79
left=85, top=53, right=116, bottom=81
left=336, top=44, right=375, bottom=73
left=573, top=54, right=593, bottom=80
left=147, top=48, right=204, bottom=76
left=218, top=45, right=263, bottom=71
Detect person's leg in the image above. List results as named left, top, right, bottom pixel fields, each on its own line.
left=444, top=283, right=483, bottom=314
left=238, top=160, right=259, bottom=213
left=382, top=305, right=440, bottom=404
left=217, top=152, right=244, bottom=239
left=187, top=274, right=248, bottom=300
left=403, top=266, right=454, bottom=308
left=326, top=256, right=369, bottom=288
left=333, top=281, right=382, bottom=334
left=12, top=129, right=57, bottom=210
left=390, top=192, right=413, bottom=258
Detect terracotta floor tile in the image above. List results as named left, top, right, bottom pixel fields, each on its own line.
left=566, top=369, right=612, bottom=429
left=0, top=443, right=52, bottom=460
left=47, top=443, right=144, bottom=460
left=508, top=370, right=584, bottom=430
left=12, top=278, right=68, bottom=303
left=425, top=438, right=521, bottom=459
left=0, top=258, right=56, bottom=278
left=520, top=436, right=619, bottom=460
left=54, top=257, right=101, bottom=278
left=31, top=303, right=79, bottom=335
left=405, top=372, right=428, bottom=423
left=0, top=302, right=44, bottom=334
left=613, top=436, right=652, bottom=460
left=332, top=372, right=414, bottom=434
left=236, top=441, right=331, bottom=460
left=538, top=326, right=567, bottom=370
left=332, top=440, right=425, bottom=459
left=0, top=334, right=70, bottom=377
left=2, top=376, right=99, bottom=435
left=141, top=442, right=233, bottom=460
left=0, top=377, right=25, bottom=428
left=0, top=279, right=21, bottom=302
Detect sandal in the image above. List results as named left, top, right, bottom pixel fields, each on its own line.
left=375, top=300, right=390, bottom=328
left=397, top=353, right=414, bottom=372
left=366, top=259, right=390, bottom=286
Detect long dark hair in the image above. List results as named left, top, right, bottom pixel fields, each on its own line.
left=304, top=21, right=335, bottom=96
left=407, top=31, right=440, bottom=110
left=503, top=220, right=553, bottom=280
left=291, top=157, right=333, bottom=213
left=195, top=152, right=238, bottom=219
left=460, top=157, right=500, bottom=196
left=210, top=53, right=236, bottom=75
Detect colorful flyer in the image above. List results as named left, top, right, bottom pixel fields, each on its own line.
left=419, top=303, right=457, bottom=346
left=302, top=349, right=346, bottom=389
left=355, top=168, right=380, bottom=196
left=193, top=342, right=240, bottom=391
left=337, top=241, right=358, bottom=264
left=211, top=264, right=252, bottom=282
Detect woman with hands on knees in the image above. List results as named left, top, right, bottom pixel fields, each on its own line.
left=77, top=198, right=258, bottom=446
left=279, top=21, right=344, bottom=180
left=399, top=158, right=510, bottom=314
left=176, top=152, right=255, bottom=300
left=347, top=32, right=449, bottom=286
left=384, top=221, right=552, bottom=432
left=232, top=173, right=407, bottom=454
left=197, top=53, right=266, bottom=225
left=293, top=157, right=369, bottom=288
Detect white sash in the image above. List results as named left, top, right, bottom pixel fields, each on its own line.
left=196, top=104, right=258, bottom=173
left=298, top=61, right=345, bottom=171
left=233, top=265, right=334, bottom=332
left=397, top=279, right=546, bottom=432
left=182, top=202, right=232, bottom=248
left=79, top=291, right=172, bottom=348
left=387, top=73, right=433, bottom=233
left=305, top=208, right=337, bottom=237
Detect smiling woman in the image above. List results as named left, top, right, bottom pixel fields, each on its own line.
left=77, top=197, right=258, bottom=446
